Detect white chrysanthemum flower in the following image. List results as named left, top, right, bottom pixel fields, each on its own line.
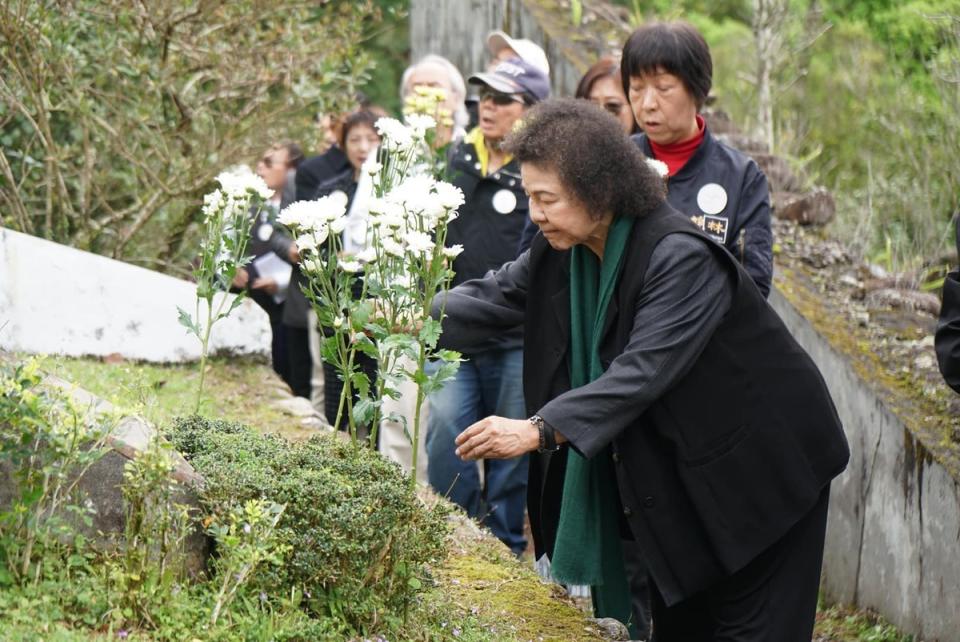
left=333, top=316, right=345, bottom=329
left=301, top=256, right=325, bottom=274
left=296, top=233, right=322, bottom=254
left=646, top=158, right=669, bottom=179
left=434, top=181, right=465, bottom=211
left=442, top=244, right=464, bottom=259
left=381, top=211, right=405, bottom=229
left=406, top=113, right=436, bottom=139
left=368, top=197, right=388, bottom=215
left=216, top=167, right=272, bottom=200
left=321, top=191, right=349, bottom=219
left=381, top=237, right=405, bottom=257
left=329, top=216, right=348, bottom=235
left=365, top=160, right=382, bottom=176
left=405, top=231, right=434, bottom=255
left=375, top=117, right=415, bottom=152
left=339, top=258, right=362, bottom=273
left=356, top=246, right=378, bottom=264
left=203, top=189, right=226, bottom=214
left=279, top=200, right=329, bottom=234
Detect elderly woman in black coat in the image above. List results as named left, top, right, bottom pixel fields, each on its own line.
left=434, top=98, right=849, bottom=641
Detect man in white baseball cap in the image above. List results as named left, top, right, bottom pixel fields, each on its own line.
left=486, top=30, right=550, bottom=76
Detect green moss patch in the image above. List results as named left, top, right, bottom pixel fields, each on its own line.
left=438, top=533, right=606, bottom=642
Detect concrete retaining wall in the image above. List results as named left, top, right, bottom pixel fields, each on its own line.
left=770, top=288, right=960, bottom=641
left=0, top=227, right=270, bottom=362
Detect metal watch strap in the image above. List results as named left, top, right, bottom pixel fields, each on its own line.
left=530, top=414, right=559, bottom=453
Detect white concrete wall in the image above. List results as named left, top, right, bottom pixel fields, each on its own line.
left=770, top=287, right=960, bottom=642
left=0, top=227, right=270, bottom=362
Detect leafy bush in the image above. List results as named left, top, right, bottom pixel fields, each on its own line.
left=166, top=415, right=451, bottom=635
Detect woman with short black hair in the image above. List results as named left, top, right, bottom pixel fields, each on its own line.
left=437, top=98, right=848, bottom=641
left=622, top=21, right=774, bottom=298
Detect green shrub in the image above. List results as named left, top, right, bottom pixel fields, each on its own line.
left=166, top=415, right=451, bottom=635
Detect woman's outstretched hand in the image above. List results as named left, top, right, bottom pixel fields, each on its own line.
left=455, top=416, right=539, bottom=460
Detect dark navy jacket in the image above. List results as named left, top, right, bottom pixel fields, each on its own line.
left=633, top=127, right=773, bottom=297
left=517, top=127, right=774, bottom=297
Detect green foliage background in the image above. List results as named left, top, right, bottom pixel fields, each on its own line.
left=616, top=0, right=960, bottom=273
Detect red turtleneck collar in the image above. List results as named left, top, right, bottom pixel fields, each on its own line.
left=648, top=115, right=705, bottom=177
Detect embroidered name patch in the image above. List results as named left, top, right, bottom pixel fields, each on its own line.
left=690, top=214, right=729, bottom=244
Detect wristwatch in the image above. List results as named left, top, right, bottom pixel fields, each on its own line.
left=529, top=414, right=560, bottom=453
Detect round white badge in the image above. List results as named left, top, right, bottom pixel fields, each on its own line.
left=257, top=223, right=273, bottom=241
left=696, top=183, right=728, bottom=215
left=492, top=189, right=517, bottom=215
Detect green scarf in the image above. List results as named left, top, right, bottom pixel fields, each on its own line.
left=551, top=214, right=637, bottom=637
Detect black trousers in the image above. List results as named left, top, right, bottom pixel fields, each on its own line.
left=285, top=325, right=312, bottom=399
left=651, top=485, right=830, bottom=642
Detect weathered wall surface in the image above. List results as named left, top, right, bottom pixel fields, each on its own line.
left=0, top=227, right=270, bottom=362
left=771, top=287, right=960, bottom=641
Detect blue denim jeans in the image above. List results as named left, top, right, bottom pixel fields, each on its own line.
left=426, top=347, right=528, bottom=554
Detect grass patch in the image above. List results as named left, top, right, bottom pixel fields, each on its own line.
left=37, top=354, right=317, bottom=442
left=815, top=603, right=915, bottom=642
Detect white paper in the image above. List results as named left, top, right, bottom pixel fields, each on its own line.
left=252, top=251, right=292, bottom=304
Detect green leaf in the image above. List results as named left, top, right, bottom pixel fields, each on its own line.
left=418, top=317, right=442, bottom=349
left=176, top=306, right=200, bottom=337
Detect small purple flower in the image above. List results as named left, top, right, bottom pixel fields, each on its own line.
left=259, top=591, right=268, bottom=602
left=118, top=631, right=129, bottom=639
left=452, top=627, right=461, bottom=637
left=243, top=523, right=252, bottom=534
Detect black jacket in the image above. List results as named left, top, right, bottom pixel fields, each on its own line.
left=444, top=137, right=528, bottom=352
left=437, top=202, right=848, bottom=605
left=937, top=273, right=960, bottom=393
left=295, top=145, right=351, bottom=202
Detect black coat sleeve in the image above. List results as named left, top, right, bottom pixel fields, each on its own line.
left=432, top=251, right=529, bottom=354
left=936, top=270, right=960, bottom=393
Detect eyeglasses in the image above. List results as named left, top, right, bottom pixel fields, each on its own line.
left=480, top=87, right=526, bottom=106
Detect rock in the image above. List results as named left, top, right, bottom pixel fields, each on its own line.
left=865, top=288, right=941, bottom=316
left=864, top=263, right=890, bottom=280
left=300, top=416, right=332, bottom=430
left=702, top=108, right=739, bottom=136
left=588, top=617, right=631, bottom=641
left=839, top=273, right=861, bottom=289
left=0, top=374, right=208, bottom=575
left=716, top=132, right=769, bottom=156
left=774, top=188, right=836, bottom=225
left=914, top=353, right=937, bottom=371
left=752, top=153, right=806, bottom=193
left=273, top=395, right=323, bottom=418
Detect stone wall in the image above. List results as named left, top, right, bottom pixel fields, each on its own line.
left=0, top=227, right=270, bottom=362
left=771, top=284, right=960, bottom=641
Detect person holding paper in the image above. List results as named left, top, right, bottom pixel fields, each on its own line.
left=232, top=142, right=302, bottom=385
